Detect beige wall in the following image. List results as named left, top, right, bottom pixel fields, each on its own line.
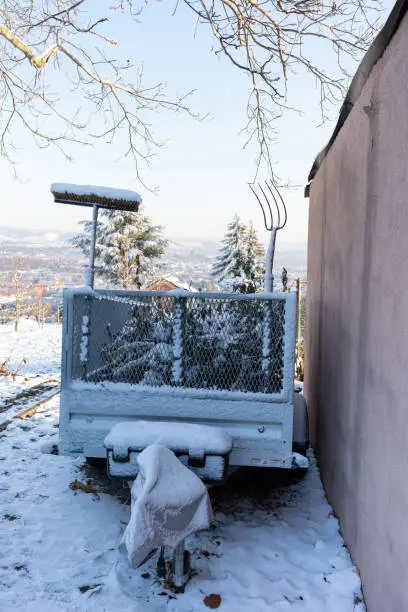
left=305, top=13, right=408, bottom=612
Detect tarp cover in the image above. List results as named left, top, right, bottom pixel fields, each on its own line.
left=120, top=444, right=213, bottom=568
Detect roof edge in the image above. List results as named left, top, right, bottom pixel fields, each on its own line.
left=305, top=0, right=408, bottom=195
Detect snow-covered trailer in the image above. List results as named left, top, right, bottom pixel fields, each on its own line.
left=60, top=288, right=307, bottom=473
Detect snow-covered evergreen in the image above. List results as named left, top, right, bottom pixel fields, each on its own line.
left=212, top=215, right=265, bottom=293
left=72, top=209, right=168, bottom=289
left=88, top=299, right=174, bottom=385
left=87, top=295, right=285, bottom=394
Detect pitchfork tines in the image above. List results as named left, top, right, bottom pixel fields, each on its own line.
left=249, top=180, right=287, bottom=232
left=249, top=181, right=287, bottom=292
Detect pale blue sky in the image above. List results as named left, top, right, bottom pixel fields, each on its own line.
left=0, top=0, right=393, bottom=246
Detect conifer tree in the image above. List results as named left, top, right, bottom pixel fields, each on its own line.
left=212, top=216, right=265, bottom=293
left=72, top=210, right=168, bottom=289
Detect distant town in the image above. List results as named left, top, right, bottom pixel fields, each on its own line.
left=0, top=226, right=307, bottom=325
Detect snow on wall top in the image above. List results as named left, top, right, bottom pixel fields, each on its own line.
left=104, top=420, right=232, bottom=456
left=50, top=183, right=142, bottom=210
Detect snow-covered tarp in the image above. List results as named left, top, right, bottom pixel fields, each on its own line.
left=105, top=420, right=232, bottom=458
left=120, top=444, right=213, bottom=568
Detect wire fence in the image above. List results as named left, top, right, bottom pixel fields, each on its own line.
left=71, top=291, right=295, bottom=396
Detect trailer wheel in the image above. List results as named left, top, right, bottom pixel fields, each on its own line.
left=292, top=442, right=309, bottom=457
left=85, top=457, right=107, bottom=469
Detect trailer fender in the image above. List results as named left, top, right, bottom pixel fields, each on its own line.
left=293, top=391, right=309, bottom=456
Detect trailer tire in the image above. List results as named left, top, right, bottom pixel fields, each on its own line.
left=86, top=457, right=107, bottom=469
left=292, top=442, right=309, bottom=457
left=293, top=393, right=309, bottom=457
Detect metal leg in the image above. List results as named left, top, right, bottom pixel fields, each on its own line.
left=172, top=540, right=190, bottom=593
left=157, top=547, right=166, bottom=578
left=85, top=204, right=99, bottom=288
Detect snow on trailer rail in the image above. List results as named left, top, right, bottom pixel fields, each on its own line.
left=60, top=288, right=297, bottom=468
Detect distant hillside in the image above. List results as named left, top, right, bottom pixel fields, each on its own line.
left=0, top=227, right=307, bottom=281
left=0, top=227, right=78, bottom=255
left=168, top=237, right=307, bottom=278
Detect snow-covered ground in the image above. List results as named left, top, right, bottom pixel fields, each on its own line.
left=0, top=323, right=365, bottom=610
left=0, top=394, right=365, bottom=611
left=0, top=321, right=62, bottom=406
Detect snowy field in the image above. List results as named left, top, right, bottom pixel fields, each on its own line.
left=0, top=320, right=61, bottom=407
left=0, top=324, right=365, bottom=610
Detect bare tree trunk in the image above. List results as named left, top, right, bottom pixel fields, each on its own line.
left=13, top=268, right=21, bottom=332
left=135, top=254, right=141, bottom=290
left=123, top=253, right=130, bottom=290
left=14, top=298, right=20, bottom=332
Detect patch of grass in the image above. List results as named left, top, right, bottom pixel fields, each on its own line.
left=81, top=462, right=130, bottom=504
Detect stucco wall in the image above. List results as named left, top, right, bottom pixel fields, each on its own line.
left=305, top=12, right=408, bottom=612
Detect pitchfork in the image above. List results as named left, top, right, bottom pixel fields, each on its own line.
left=249, top=181, right=287, bottom=292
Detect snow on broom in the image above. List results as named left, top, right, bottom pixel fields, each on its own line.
left=50, top=183, right=142, bottom=288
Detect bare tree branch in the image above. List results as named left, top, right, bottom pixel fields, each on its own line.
left=28, top=1, right=85, bottom=30
left=181, top=0, right=381, bottom=179
left=0, top=1, right=199, bottom=184
left=0, top=0, right=382, bottom=183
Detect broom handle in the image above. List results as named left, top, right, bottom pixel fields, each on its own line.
left=86, top=204, right=99, bottom=288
